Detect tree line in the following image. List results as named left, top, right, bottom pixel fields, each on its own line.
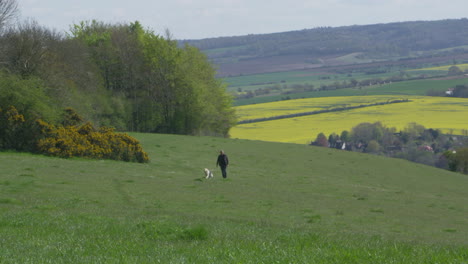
left=0, top=0, right=236, bottom=141
left=312, top=122, right=468, bottom=174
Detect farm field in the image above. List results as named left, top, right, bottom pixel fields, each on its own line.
left=224, top=61, right=468, bottom=96
left=225, top=69, right=407, bottom=94
left=234, top=76, right=468, bottom=106
left=1, top=133, right=468, bottom=262
left=409, top=63, right=468, bottom=72
left=236, top=95, right=408, bottom=122
left=231, top=96, right=468, bottom=144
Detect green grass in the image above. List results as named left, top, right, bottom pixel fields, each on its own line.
left=222, top=62, right=452, bottom=94
left=224, top=70, right=401, bottom=92
left=1, top=134, right=468, bottom=262
left=234, top=77, right=468, bottom=105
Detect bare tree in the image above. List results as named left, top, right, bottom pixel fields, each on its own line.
left=0, top=0, right=18, bottom=29
left=1, top=19, right=60, bottom=77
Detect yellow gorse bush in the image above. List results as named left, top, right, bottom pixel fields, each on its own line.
left=0, top=107, right=149, bottom=163
left=36, top=119, right=149, bottom=163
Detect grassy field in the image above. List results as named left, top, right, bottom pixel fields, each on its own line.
left=231, top=96, right=468, bottom=144
left=224, top=70, right=401, bottom=93
left=224, top=62, right=464, bottom=96
left=1, top=133, right=468, bottom=262
left=233, top=77, right=468, bottom=106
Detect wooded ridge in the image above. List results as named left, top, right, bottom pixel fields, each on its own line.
left=183, top=19, right=468, bottom=76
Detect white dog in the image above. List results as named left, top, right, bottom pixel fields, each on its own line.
left=204, top=168, right=214, bottom=179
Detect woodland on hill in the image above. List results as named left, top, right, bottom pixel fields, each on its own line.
left=0, top=0, right=236, bottom=139
left=184, top=19, right=468, bottom=76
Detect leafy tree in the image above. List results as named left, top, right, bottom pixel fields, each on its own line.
left=0, top=72, right=59, bottom=122
left=351, top=122, right=384, bottom=144
left=444, top=148, right=468, bottom=174
left=68, top=20, right=236, bottom=136
left=328, top=133, right=339, bottom=148
left=1, top=11, right=235, bottom=137
left=366, top=140, right=381, bottom=154
left=452, top=85, right=468, bottom=98
left=313, top=132, right=328, bottom=147
left=340, top=130, right=350, bottom=142
left=448, top=65, right=463, bottom=76
left=403, top=122, right=426, bottom=142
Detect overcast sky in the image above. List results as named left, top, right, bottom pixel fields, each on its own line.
left=18, top=0, right=468, bottom=40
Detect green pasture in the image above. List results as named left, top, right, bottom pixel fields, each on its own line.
left=1, top=133, right=468, bottom=262
left=223, top=62, right=455, bottom=94
left=234, top=77, right=468, bottom=106
left=225, top=70, right=400, bottom=93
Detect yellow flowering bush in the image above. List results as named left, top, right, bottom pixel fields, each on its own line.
left=0, top=106, right=149, bottom=163
left=36, top=119, right=149, bottom=163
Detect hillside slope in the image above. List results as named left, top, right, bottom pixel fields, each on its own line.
left=1, top=133, right=467, bottom=261
left=183, top=19, right=468, bottom=76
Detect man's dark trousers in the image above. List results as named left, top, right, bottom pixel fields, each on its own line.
left=220, top=166, right=227, bottom=178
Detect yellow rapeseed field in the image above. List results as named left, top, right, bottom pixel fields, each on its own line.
left=231, top=96, right=468, bottom=144
left=409, top=63, right=468, bottom=72
left=236, top=95, right=405, bottom=121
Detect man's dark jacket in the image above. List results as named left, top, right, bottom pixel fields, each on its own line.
left=217, top=154, right=229, bottom=167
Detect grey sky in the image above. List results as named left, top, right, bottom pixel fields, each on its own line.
left=18, top=0, right=468, bottom=40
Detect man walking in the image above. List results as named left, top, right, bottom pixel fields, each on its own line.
left=216, top=150, right=229, bottom=178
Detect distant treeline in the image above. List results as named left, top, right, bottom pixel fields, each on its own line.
left=0, top=1, right=236, bottom=138
left=184, top=19, right=468, bottom=64
left=312, top=122, right=468, bottom=174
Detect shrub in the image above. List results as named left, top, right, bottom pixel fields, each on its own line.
left=0, top=106, right=25, bottom=149
left=0, top=106, right=149, bottom=163
left=36, top=118, right=149, bottom=163
left=0, top=73, right=60, bottom=123
left=0, top=105, right=40, bottom=151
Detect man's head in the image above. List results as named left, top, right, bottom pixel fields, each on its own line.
left=220, top=150, right=224, bottom=155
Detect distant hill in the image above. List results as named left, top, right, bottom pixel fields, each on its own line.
left=182, top=19, right=468, bottom=76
